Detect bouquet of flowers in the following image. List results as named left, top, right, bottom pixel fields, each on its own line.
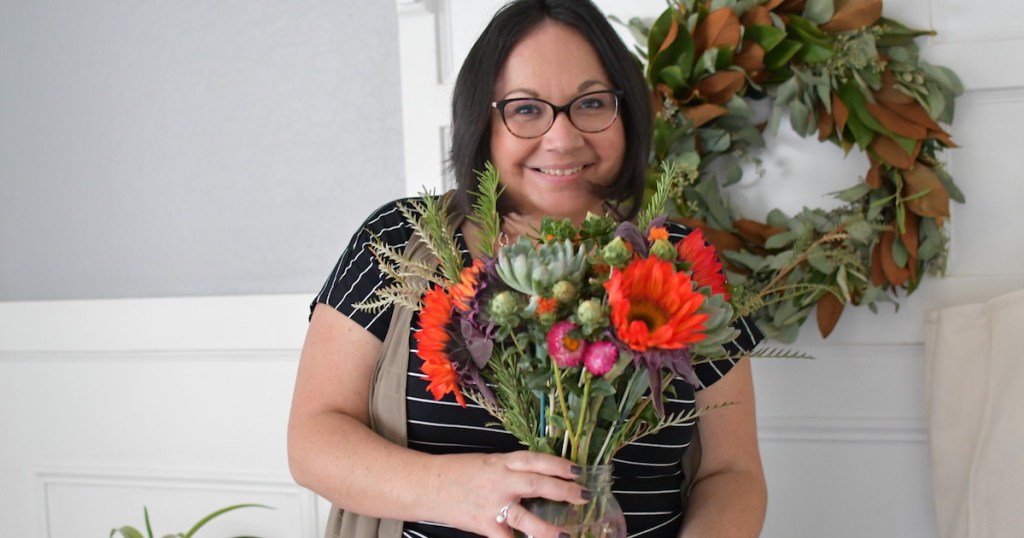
left=359, top=163, right=746, bottom=466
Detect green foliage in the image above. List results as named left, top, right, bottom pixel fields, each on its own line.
left=625, top=0, right=963, bottom=342
left=110, top=504, right=271, bottom=538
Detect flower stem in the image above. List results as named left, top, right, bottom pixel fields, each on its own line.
left=551, top=361, right=576, bottom=457
left=573, top=375, right=593, bottom=462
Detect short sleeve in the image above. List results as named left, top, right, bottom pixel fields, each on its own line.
left=311, top=199, right=416, bottom=341
left=666, top=222, right=765, bottom=389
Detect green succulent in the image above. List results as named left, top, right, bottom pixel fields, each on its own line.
left=496, top=237, right=587, bottom=297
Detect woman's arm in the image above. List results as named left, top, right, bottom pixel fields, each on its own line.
left=287, top=304, right=587, bottom=538
left=678, top=358, right=767, bottom=538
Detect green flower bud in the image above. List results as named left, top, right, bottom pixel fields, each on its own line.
left=650, top=238, right=677, bottom=261
left=552, top=280, right=577, bottom=303
left=601, top=237, right=632, bottom=267
left=488, top=291, right=520, bottom=326
left=576, top=299, right=605, bottom=326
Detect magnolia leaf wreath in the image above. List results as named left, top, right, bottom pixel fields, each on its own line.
left=617, top=0, right=963, bottom=342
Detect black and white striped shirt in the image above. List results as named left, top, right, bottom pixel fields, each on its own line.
left=313, top=198, right=763, bottom=538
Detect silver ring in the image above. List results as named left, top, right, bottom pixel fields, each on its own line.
left=495, top=502, right=513, bottom=524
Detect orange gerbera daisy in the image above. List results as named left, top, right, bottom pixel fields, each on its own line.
left=604, top=256, right=708, bottom=352
left=676, top=228, right=730, bottom=300
left=414, top=285, right=466, bottom=407
left=449, top=259, right=485, bottom=312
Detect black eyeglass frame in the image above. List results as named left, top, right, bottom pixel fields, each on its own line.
left=490, top=89, right=625, bottom=139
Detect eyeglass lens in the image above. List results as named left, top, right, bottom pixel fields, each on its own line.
left=497, top=91, right=619, bottom=138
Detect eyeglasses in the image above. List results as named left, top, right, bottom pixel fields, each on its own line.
left=491, top=89, right=623, bottom=139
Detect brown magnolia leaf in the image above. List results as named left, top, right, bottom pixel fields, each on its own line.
left=694, top=8, right=742, bottom=57
left=929, top=128, right=958, bottom=148
left=876, top=70, right=916, bottom=106
left=866, top=101, right=928, bottom=140
left=883, top=101, right=957, bottom=146
left=683, top=104, right=729, bottom=128
left=734, top=42, right=766, bottom=82
left=821, top=0, right=883, bottom=33
left=735, top=218, right=786, bottom=247
left=776, top=0, right=807, bottom=14
left=816, top=292, right=845, bottom=338
left=817, top=101, right=835, bottom=141
left=870, top=135, right=918, bottom=170
left=695, top=70, right=746, bottom=105
left=900, top=212, right=920, bottom=259
left=866, top=158, right=882, bottom=188
left=742, top=6, right=773, bottom=27
left=658, top=16, right=680, bottom=54
left=870, top=241, right=886, bottom=286
left=879, top=230, right=911, bottom=287
left=884, top=100, right=942, bottom=132
left=903, top=163, right=951, bottom=218
left=832, top=94, right=849, bottom=136
left=652, top=83, right=676, bottom=115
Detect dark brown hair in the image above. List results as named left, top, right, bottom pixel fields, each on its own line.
left=448, top=0, right=652, bottom=220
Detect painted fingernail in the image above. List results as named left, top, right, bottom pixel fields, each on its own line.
left=581, top=489, right=593, bottom=500
left=570, top=465, right=582, bottom=475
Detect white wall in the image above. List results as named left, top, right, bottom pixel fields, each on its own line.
left=0, top=0, right=405, bottom=301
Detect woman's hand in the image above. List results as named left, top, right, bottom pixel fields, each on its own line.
left=289, top=306, right=587, bottom=537
left=431, top=450, right=587, bottom=538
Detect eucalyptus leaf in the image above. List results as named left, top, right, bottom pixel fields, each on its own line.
left=803, top=0, right=835, bottom=25
left=788, top=99, right=813, bottom=136
left=768, top=250, right=797, bottom=271
left=891, top=236, right=909, bottom=268
left=834, top=182, right=872, bottom=203
left=766, top=209, right=791, bottom=229
left=844, top=218, right=874, bottom=243
left=920, top=62, right=964, bottom=96
left=765, top=231, right=797, bottom=249
left=807, top=253, right=836, bottom=274
left=699, top=128, right=732, bottom=153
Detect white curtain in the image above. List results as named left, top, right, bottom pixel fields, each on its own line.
left=924, top=288, right=1024, bottom=538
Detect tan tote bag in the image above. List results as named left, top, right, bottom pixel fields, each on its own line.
left=324, top=196, right=464, bottom=538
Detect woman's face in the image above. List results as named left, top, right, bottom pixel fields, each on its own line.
left=489, top=20, right=626, bottom=225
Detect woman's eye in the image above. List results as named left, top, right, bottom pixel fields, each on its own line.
left=577, top=97, right=606, bottom=110
left=511, top=102, right=542, bottom=116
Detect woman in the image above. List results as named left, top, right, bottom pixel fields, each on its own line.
left=288, top=1, right=766, bottom=537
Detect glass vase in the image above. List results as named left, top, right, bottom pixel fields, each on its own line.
left=514, top=464, right=626, bottom=538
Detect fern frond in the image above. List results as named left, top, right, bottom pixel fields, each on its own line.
left=470, top=162, right=503, bottom=258
left=401, top=197, right=463, bottom=283
left=637, top=161, right=676, bottom=230
left=352, top=283, right=425, bottom=312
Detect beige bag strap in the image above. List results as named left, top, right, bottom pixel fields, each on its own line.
left=325, top=193, right=465, bottom=538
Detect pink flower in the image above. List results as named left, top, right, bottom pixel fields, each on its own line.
left=584, top=341, right=618, bottom=376
left=547, top=321, right=586, bottom=368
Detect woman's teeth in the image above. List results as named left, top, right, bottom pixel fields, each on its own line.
left=536, top=165, right=585, bottom=176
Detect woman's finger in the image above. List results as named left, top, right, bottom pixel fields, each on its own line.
left=499, top=502, right=568, bottom=538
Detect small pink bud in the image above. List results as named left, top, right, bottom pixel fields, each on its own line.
left=584, top=341, right=618, bottom=376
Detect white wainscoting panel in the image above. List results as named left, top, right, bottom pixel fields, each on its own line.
left=37, top=466, right=316, bottom=538
left=0, top=295, right=323, bottom=537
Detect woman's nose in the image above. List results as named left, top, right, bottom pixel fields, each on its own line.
left=541, top=111, right=585, bottom=150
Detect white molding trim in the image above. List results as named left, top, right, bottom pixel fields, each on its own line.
left=0, top=348, right=300, bottom=364
left=0, top=294, right=310, bottom=352
left=758, top=416, right=927, bottom=444
left=35, top=465, right=319, bottom=537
